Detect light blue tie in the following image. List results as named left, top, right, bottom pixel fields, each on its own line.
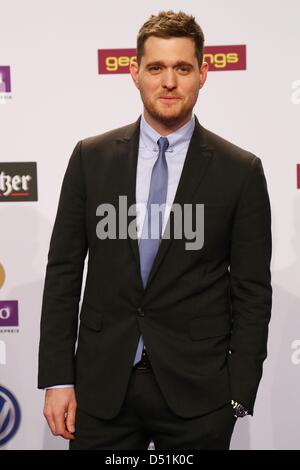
left=133, top=136, right=169, bottom=365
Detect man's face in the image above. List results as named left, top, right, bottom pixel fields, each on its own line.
left=130, top=36, right=208, bottom=131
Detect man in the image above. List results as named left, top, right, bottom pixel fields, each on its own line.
left=38, top=11, right=272, bottom=450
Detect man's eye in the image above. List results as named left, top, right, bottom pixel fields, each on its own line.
left=149, top=66, right=161, bottom=72
left=178, top=66, right=190, bottom=73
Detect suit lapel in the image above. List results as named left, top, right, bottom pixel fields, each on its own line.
left=116, top=117, right=141, bottom=276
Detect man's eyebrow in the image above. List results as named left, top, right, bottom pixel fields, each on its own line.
left=145, top=60, right=194, bottom=68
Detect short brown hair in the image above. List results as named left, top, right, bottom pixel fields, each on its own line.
left=137, top=10, right=205, bottom=67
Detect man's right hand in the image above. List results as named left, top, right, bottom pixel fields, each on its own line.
left=43, top=387, right=77, bottom=440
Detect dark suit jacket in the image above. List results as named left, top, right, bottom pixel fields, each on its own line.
left=38, top=115, right=272, bottom=419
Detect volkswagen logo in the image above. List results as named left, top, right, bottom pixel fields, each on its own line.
left=0, top=386, right=21, bottom=446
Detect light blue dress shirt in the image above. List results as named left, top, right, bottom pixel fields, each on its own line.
left=136, top=114, right=195, bottom=238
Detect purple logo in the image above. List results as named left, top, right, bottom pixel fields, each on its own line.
left=0, top=301, right=19, bottom=327
left=0, top=66, right=11, bottom=93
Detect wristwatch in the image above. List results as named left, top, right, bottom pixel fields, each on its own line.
left=231, top=400, right=249, bottom=418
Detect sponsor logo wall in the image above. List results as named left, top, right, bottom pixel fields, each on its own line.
left=0, top=0, right=299, bottom=450
left=0, top=61, right=31, bottom=447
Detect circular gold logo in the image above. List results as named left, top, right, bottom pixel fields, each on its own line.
left=0, top=263, right=5, bottom=289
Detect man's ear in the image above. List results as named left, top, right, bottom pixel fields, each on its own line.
left=129, top=60, right=140, bottom=90
left=199, top=61, right=208, bottom=89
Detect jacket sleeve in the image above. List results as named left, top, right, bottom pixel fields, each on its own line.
left=228, top=156, right=272, bottom=414
left=38, top=141, right=88, bottom=388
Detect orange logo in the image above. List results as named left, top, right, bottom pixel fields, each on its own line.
left=0, top=263, right=5, bottom=289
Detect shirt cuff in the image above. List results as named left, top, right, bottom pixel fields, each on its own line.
left=45, top=384, right=74, bottom=389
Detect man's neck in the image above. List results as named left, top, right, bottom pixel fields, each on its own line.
left=143, top=110, right=193, bottom=136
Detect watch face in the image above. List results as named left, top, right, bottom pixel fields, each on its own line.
left=235, top=404, right=247, bottom=417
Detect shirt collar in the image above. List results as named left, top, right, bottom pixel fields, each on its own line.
left=140, top=113, right=195, bottom=156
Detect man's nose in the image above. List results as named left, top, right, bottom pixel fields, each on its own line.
left=162, top=69, right=177, bottom=89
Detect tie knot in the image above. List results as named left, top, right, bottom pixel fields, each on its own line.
left=157, top=137, right=169, bottom=153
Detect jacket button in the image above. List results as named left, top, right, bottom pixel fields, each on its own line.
left=137, top=307, right=145, bottom=316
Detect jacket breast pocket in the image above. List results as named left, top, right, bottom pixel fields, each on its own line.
left=80, top=303, right=103, bottom=332
left=188, top=314, right=231, bottom=340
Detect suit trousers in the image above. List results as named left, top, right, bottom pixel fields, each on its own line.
left=69, top=367, right=237, bottom=450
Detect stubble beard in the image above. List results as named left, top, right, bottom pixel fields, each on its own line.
left=142, top=95, right=193, bottom=128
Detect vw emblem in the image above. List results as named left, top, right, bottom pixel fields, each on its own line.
left=0, top=386, right=21, bottom=446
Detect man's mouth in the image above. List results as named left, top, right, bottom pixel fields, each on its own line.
left=159, top=96, right=180, bottom=102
